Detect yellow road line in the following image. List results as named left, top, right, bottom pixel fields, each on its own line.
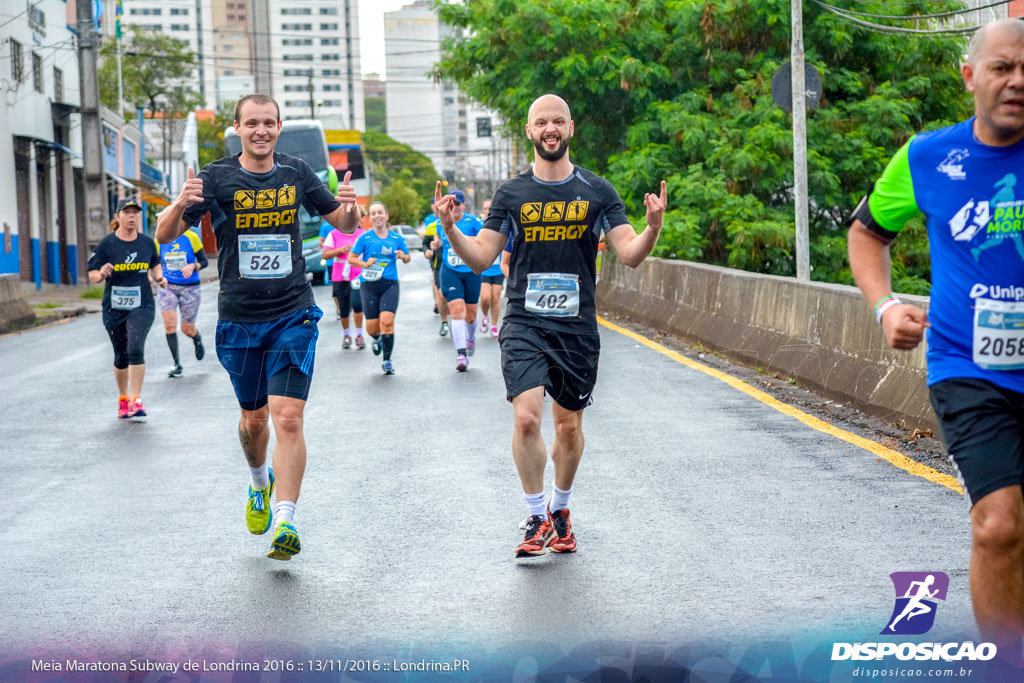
left=597, top=316, right=963, bottom=495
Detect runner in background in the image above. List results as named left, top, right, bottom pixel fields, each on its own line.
left=348, top=201, right=410, bottom=374
left=435, top=189, right=484, bottom=371
left=322, top=219, right=367, bottom=349
left=88, top=198, right=167, bottom=421
left=423, top=200, right=450, bottom=336
left=158, top=226, right=208, bottom=377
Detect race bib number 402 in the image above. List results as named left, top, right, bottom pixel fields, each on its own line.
left=238, top=234, right=292, bottom=279
left=974, top=298, right=1024, bottom=371
left=525, top=273, right=580, bottom=317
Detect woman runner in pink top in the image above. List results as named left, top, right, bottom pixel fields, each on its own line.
left=322, top=222, right=368, bottom=349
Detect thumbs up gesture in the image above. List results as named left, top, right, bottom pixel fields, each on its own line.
left=176, top=167, right=204, bottom=208
left=335, top=170, right=358, bottom=213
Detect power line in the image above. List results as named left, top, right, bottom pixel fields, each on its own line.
left=810, top=0, right=982, bottom=34
left=816, top=0, right=1010, bottom=21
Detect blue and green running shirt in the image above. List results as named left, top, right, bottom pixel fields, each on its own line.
left=864, top=117, right=1024, bottom=393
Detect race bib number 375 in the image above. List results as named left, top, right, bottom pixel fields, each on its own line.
left=974, top=298, right=1024, bottom=371
left=238, top=234, right=292, bottom=279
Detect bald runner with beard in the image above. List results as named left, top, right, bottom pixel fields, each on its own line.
left=434, top=94, right=668, bottom=558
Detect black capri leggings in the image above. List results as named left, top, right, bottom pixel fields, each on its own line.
left=332, top=280, right=363, bottom=317
left=105, top=309, right=155, bottom=369
left=359, top=278, right=400, bottom=320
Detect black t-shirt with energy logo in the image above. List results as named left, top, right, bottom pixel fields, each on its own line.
left=182, top=153, right=341, bottom=322
left=88, top=232, right=161, bottom=326
left=483, top=166, right=629, bottom=333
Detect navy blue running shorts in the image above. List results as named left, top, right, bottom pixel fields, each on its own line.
left=441, top=265, right=482, bottom=305
left=930, top=377, right=1024, bottom=506
left=499, top=320, right=600, bottom=412
left=482, top=273, right=505, bottom=286
left=215, top=305, right=322, bottom=410
left=360, top=278, right=399, bottom=320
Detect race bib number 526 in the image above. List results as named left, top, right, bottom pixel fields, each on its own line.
left=238, top=234, right=292, bottom=279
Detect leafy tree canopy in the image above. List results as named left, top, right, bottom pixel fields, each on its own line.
left=99, top=26, right=204, bottom=119
left=435, top=0, right=974, bottom=289
left=364, top=131, right=441, bottom=221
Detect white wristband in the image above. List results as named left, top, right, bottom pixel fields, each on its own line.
left=876, top=298, right=902, bottom=324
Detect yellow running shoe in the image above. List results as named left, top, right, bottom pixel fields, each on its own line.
left=245, top=467, right=274, bottom=535
left=267, top=521, right=301, bottom=561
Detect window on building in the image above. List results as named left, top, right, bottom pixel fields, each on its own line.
left=323, top=84, right=340, bottom=91
left=322, top=69, right=340, bottom=76
left=322, top=54, right=340, bottom=61
left=53, top=66, right=63, bottom=101
left=224, top=70, right=234, bottom=76
left=170, top=8, right=189, bottom=15
left=283, top=54, right=314, bottom=61
left=320, top=23, right=338, bottom=30
left=151, top=8, right=162, bottom=15
left=171, top=24, right=189, bottom=31
left=10, top=40, right=23, bottom=83
left=320, top=7, right=338, bottom=14
left=321, top=38, right=339, bottom=46
left=32, top=53, right=42, bottom=93
left=281, top=8, right=312, bottom=15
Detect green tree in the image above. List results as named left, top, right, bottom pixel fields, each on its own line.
left=435, top=0, right=973, bottom=289
left=98, top=26, right=204, bottom=119
left=363, top=131, right=440, bottom=220
left=365, top=97, right=386, bottom=134
left=376, top=174, right=421, bottom=225
left=197, top=101, right=236, bottom=168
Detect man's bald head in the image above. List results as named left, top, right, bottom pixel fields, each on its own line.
left=527, top=94, right=572, bottom=124
left=968, top=17, right=1024, bottom=66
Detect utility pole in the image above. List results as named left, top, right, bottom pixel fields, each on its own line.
left=76, top=0, right=108, bottom=245
left=308, top=72, right=316, bottom=119
left=791, top=0, right=810, bottom=281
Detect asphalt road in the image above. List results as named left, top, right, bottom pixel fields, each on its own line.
left=0, top=256, right=976, bottom=668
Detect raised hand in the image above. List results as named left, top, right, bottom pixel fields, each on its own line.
left=176, top=167, right=203, bottom=208
left=434, top=181, right=456, bottom=229
left=335, top=170, right=357, bottom=212
left=644, top=180, right=668, bottom=230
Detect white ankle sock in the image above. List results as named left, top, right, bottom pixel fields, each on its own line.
left=550, top=485, right=573, bottom=512
left=524, top=491, right=547, bottom=518
left=249, top=463, right=270, bottom=489
left=275, top=500, right=296, bottom=525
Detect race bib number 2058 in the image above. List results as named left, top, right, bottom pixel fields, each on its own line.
left=974, top=298, right=1024, bottom=371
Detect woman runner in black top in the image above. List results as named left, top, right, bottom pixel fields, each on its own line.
left=87, top=198, right=166, bottom=421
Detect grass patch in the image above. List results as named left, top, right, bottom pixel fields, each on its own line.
left=31, top=302, right=62, bottom=309
left=81, top=285, right=104, bottom=299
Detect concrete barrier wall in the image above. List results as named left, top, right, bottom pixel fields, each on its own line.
left=597, top=255, right=935, bottom=430
left=0, top=274, right=34, bottom=333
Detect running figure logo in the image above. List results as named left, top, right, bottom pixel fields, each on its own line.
left=881, top=572, right=949, bottom=635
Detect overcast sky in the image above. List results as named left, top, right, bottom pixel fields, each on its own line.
left=358, top=0, right=421, bottom=78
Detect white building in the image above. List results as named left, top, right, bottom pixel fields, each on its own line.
left=0, top=0, right=84, bottom=285
left=384, top=1, right=515, bottom=210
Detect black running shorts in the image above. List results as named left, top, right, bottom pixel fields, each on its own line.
left=499, top=320, right=600, bottom=411
left=930, top=377, right=1024, bottom=506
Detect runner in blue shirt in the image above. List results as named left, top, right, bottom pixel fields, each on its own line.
left=433, top=189, right=484, bottom=371
left=157, top=227, right=208, bottom=377
left=348, top=201, right=410, bottom=374
left=478, top=198, right=504, bottom=340
left=848, top=18, right=1024, bottom=657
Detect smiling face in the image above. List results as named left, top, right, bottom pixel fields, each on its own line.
left=234, top=99, right=282, bottom=161
left=526, top=95, right=574, bottom=162
left=369, top=202, right=389, bottom=229
left=964, top=21, right=1024, bottom=145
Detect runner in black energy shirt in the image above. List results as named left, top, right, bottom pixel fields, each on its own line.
left=88, top=198, right=166, bottom=422
left=155, top=94, right=360, bottom=562
left=434, top=94, right=668, bottom=559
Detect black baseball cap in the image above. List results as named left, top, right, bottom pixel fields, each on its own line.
left=116, top=198, right=142, bottom=212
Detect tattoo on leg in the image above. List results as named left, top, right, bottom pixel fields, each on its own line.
left=238, top=421, right=262, bottom=467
